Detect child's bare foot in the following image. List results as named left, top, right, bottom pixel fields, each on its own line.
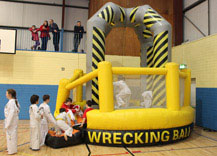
left=64, top=134, right=68, bottom=141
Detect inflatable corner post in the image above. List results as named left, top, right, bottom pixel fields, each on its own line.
left=54, top=69, right=85, bottom=117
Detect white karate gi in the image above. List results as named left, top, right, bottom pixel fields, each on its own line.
left=141, top=91, right=152, bottom=108
left=4, top=99, right=20, bottom=155
left=29, top=104, right=41, bottom=150
left=39, top=103, right=56, bottom=146
left=56, top=112, right=73, bottom=137
left=113, top=80, right=131, bottom=108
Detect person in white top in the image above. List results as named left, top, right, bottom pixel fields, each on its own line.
left=113, top=80, right=131, bottom=108
left=56, top=108, right=73, bottom=141
left=29, top=95, right=42, bottom=151
left=39, top=95, right=56, bottom=146
left=4, top=89, right=20, bottom=155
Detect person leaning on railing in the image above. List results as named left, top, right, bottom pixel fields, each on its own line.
left=72, top=21, right=84, bottom=52
left=49, top=19, right=60, bottom=52
left=39, top=20, right=50, bottom=51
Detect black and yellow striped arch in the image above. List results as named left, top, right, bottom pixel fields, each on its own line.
left=144, top=8, right=163, bottom=28
left=92, top=27, right=106, bottom=104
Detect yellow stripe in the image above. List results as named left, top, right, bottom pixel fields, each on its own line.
left=145, top=13, right=160, bottom=17
left=156, top=97, right=166, bottom=106
left=147, top=51, right=154, bottom=63
left=153, top=43, right=168, bottom=64
left=108, top=6, right=113, bottom=23
left=93, top=40, right=104, bottom=54
left=120, top=7, right=125, bottom=22
left=98, top=14, right=102, bottom=18
left=152, top=80, right=165, bottom=96
left=93, top=48, right=104, bottom=61
left=130, top=7, right=138, bottom=23
left=103, top=9, right=108, bottom=22
left=92, top=94, right=99, bottom=103
left=152, top=75, right=163, bottom=88
left=130, top=7, right=139, bottom=16
left=153, top=31, right=165, bottom=46
left=153, top=52, right=168, bottom=68
left=92, top=85, right=98, bottom=94
left=92, top=78, right=98, bottom=84
left=147, top=47, right=153, bottom=56
left=152, top=90, right=165, bottom=105
left=93, top=31, right=105, bottom=47
left=153, top=34, right=168, bottom=52
left=95, top=27, right=105, bottom=39
left=144, top=17, right=162, bottom=24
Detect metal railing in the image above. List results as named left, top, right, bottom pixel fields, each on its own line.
left=14, top=28, right=87, bottom=53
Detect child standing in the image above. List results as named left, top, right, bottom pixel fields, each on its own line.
left=29, top=95, right=42, bottom=151
left=56, top=108, right=73, bottom=141
left=80, top=100, right=93, bottom=129
left=4, top=89, right=20, bottom=155
left=29, top=25, right=40, bottom=50
left=39, top=95, right=56, bottom=146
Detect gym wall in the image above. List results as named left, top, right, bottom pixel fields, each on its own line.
left=172, top=33, right=217, bottom=130
left=0, top=51, right=140, bottom=119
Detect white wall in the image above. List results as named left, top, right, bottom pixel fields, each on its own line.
left=184, top=0, right=217, bottom=42
left=0, top=0, right=88, bottom=30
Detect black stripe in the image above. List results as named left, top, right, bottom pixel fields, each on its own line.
left=111, top=7, right=114, bottom=23
left=130, top=8, right=138, bottom=21
left=152, top=76, right=165, bottom=89
left=147, top=55, right=154, bottom=65
left=93, top=44, right=105, bottom=60
left=143, top=32, right=152, bottom=36
left=156, top=55, right=168, bottom=67
left=101, top=10, right=105, bottom=19
left=152, top=81, right=165, bottom=97
left=147, top=46, right=153, bottom=51
left=92, top=80, right=98, bottom=90
left=123, top=146, right=135, bottom=156
left=153, top=31, right=168, bottom=48
left=153, top=92, right=166, bottom=105
left=93, top=35, right=105, bottom=52
left=147, top=51, right=153, bottom=59
left=92, top=52, right=101, bottom=63
left=154, top=47, right=168, bottom=65
left=154, top=38, right=168, bottom=57
left=147, top=10, right=156, bottom=14
left=120, top=8, right=125, bottom=21
left=92, top=90, right=99, bottom=99
left=85, top=144, right=91, bottom=156
left=144, top=15, right=162, bottom=20
left=105, top=7, right=110, bottom=23
left=92, top=62, right=97, bottom=69
left=144, top=21, right=157, bottom=26
left=93, top=27, right=105, bottom=45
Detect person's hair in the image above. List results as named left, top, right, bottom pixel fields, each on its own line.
left=7, top=89, right=20, bottom=109
left=65, top=97, right=72, bottom=103
left=43, top=95, right=50, bottom=101
left=77, top=21, right=81, bottom=23
left=44, top=20, right=48, bottom=27
left=59, top=108, right=66, bottom=113
left=32, top=25, right=36, bottom=28
left=86, top=100, right=93, bottom=107
left=30, top=95, right=39, bottom=104
left=50, top=19, right=54, bottom=22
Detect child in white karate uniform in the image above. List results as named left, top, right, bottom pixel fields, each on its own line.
left=39, top=95, right=56, bottom=146
left=29, top=95, right=42, bottom=151
left=4, top=89, right=20, bottom=155
left=56, top=108, right=73, bottom=141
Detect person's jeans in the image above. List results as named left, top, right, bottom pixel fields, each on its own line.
left=41, top=37, right=48, bottom=50
left=34, top=40, right=40, bottom=50
left=53, top=32, right=60, bottom=51
left=73, top=34, right=81, bottom=52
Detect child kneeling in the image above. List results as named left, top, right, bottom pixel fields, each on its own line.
left=56, top=108, right=73, bottom=141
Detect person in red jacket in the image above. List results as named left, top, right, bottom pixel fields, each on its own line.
left=61, top=98, right=83, bottom=117
left=29, top=25, right=40, bottom=50
left=80, top=100, right=93, bottom=128
left=39, top=21, right=50, bottom=50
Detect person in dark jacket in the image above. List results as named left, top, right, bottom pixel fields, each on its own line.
left=49, top=19, right=60, bottom=51
left=39, top=21, right=50, bottom=51
left=72, top=21, right=84, bottom=52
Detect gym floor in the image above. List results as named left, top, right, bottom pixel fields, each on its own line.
left=0, top=121, right=217, bottom=156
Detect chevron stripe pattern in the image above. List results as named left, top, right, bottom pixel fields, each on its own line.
left=92, top=27, right=105, bottom=105
left=119, top=7, right=126, bottom=22
left=98, top=5, right=115, bottom=25
left=144, top=8, right=163, bottom=28
left=130, top=7, right=139, bottom=23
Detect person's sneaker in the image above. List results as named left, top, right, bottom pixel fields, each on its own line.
left=31, top=46, right=34, bottom=50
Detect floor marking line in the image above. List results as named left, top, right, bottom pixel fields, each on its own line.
left=0, top=142, right=29, bottom=152
left=194, top=131, right=217, bottom=143
left=123, top=146, right=134, bottom=156
left=85, top=143, right=91, bottom=156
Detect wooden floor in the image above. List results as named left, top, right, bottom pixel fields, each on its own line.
left=0, top=120, right=217, bottom=156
